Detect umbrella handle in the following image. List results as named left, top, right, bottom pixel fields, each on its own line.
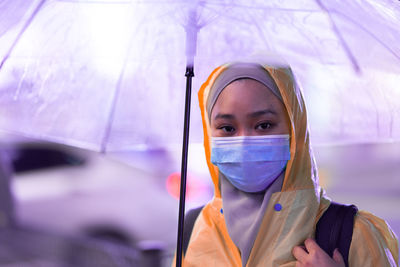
left=176, top=66, right=194, bottom=267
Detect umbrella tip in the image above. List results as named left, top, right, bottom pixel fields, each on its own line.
left=353, top=64, right=362, bottom=75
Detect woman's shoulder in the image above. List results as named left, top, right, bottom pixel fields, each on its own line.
left=349, top=210, right=399, bottom=266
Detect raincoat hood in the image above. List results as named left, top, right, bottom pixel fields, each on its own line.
left=199, top=62, right=318, bottom=197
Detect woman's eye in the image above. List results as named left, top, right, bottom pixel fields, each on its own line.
left=256, top=122, right=272, bottom=130
left=219, top=126, right=235, bottom=133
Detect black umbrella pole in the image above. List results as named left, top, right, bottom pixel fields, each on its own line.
left=176, top=66, right=194, bottom=267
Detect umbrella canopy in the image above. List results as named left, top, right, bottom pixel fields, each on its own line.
left=0, top=0, right=399, bottom=151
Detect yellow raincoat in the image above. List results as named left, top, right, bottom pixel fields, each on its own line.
left=176, top=63, right=399, bottom=266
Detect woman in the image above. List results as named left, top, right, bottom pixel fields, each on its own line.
left=178, top=61, right=398, bottom=266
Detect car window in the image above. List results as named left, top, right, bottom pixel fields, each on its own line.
left=12, top=146, right=85, bottom=174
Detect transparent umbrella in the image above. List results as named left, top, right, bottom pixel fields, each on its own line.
left=0, top=0, right=399, bottom=151
left=0, top=0, right=400, bottom=265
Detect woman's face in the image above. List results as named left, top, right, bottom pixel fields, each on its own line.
left=210, top=79, right=290, bottom=137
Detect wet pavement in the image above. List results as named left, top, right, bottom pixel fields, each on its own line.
left=0, top=227, right=142, bottom=267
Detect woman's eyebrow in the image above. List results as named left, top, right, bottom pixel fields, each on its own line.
left=213, top=113, right=235, bottom=120
left=247, top=109, right=277, bottom=118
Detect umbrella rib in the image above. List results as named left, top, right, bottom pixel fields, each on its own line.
left=314, top=0, right=361, bottom=73
left=99, top=31, right=140, bottom=153
left=0, top=0, right=47, bottom=71
left=99, top=66, right=126, bottom=153
left=100, top=12, right=152, bottom=152
left=330, top=10, right=400, bottom=65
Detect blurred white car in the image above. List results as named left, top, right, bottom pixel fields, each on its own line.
left=8, top=141, right=211, bottom=261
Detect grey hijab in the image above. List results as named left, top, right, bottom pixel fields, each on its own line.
left=206, top=62, right=282, bottom=119
left=207, top=62, right=285, bottom=265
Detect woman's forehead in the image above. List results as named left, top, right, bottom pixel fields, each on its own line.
left=217, top=79, right=281, bottom=104
left=211, top=79, right=284, bottom=116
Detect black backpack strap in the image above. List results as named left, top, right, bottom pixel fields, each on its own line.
left=183, top=206, right=204, bottom=256
left=315, top=202, right=358, bottom=267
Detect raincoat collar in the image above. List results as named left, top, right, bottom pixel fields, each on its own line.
left=221, top=171, right=284, bottom=265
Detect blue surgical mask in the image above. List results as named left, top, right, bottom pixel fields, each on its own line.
left=210, top=134, right=291, bottom=193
